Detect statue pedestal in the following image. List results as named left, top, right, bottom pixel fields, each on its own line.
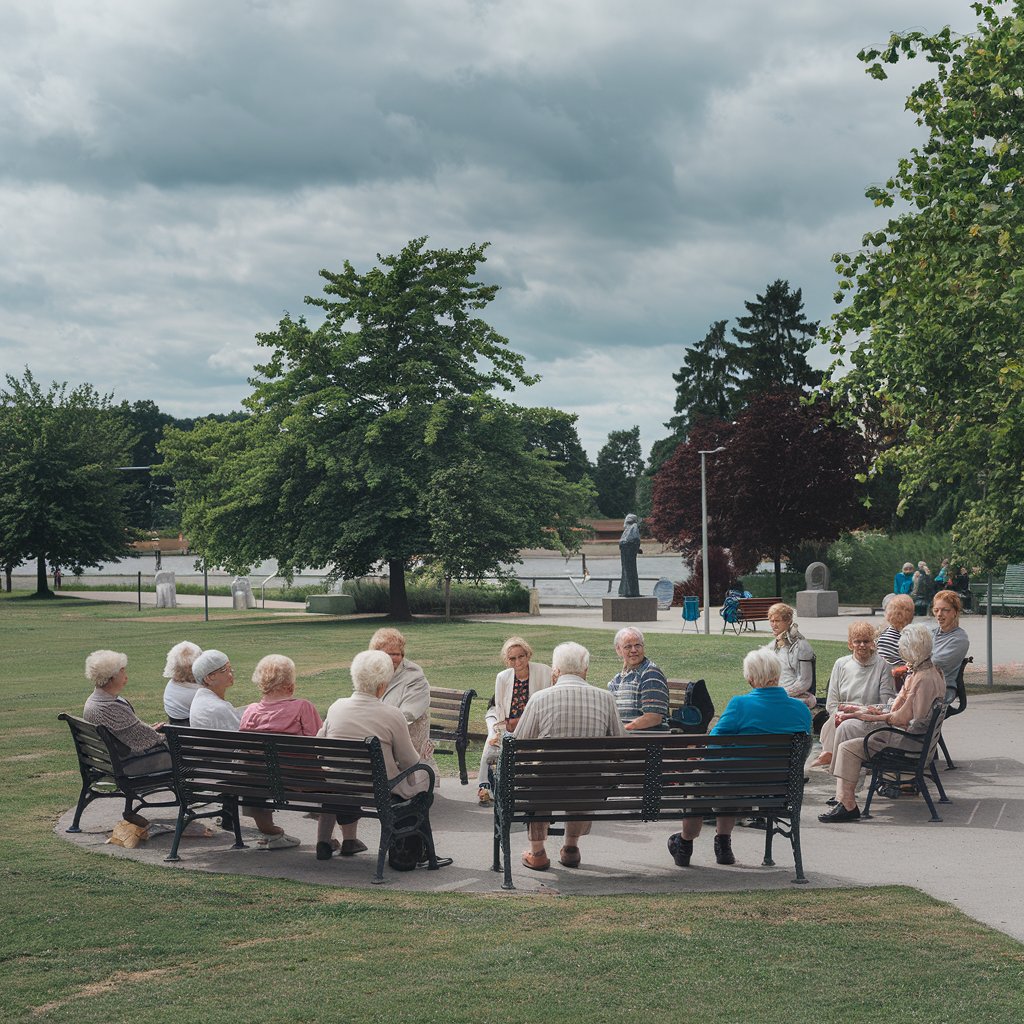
left=796, top=590, right=839, bottom=617
left=603, top=597, right=659, bottom=622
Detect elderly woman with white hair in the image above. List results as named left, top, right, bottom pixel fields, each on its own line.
left=764, top=602, right=817, bottom=708
left=818, top=623, right=945, bottom=823
left=368, top=628, right=436, bottom=766
left=82, top=650, right=171, bottom=823
left=161, top=641, right=203, bottom=726
left=668, top=648, right=811, bottom=868
left=315, top=650, right=452, bottom=867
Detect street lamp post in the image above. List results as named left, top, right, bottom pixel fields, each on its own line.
left=699, top=447, right=726, bottom=635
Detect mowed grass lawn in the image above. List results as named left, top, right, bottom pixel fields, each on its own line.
left=2, top=593, right=1023, bottom=1024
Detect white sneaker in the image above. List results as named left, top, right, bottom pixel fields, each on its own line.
left=260, top=833, right=301, bottom=850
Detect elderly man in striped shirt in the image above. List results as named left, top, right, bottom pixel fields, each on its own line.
left=514, top=641, right=626, bottom=871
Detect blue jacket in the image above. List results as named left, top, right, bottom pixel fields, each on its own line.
left=711, top=686, right=812, bottom=736
left=894, top=572, right=914, bottom=595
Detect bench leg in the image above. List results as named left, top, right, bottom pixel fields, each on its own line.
left=492, top=820, right=502, bottom=874
left=456, top=741, right=469, bottom=786
left=165, top=808, right=190, bottom=862
left=501, top=824, right=515, bottom=890
left=938, top=735, right=956, bottom=770
left=67, top=786, right=92, bottom=832
left=789, top=816, right=808, bottom=884
left=761, top=814, right=776, bottom=867
left=929, top=760, right=950, bottom=804
left=373, top=830, right=389, bottom=884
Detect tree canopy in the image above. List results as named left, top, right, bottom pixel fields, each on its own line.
left=0, top=370, right=135, bottom=595
left=825, top=1, right=1024, bottom=570
left=593, top=426, right=644, bottom=518
left=160, top=238, right=593, bottom=617
left=648, top=390, right=870, bottom=593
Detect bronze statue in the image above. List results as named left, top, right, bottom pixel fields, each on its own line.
left=618, top=513, right=642, bottom=597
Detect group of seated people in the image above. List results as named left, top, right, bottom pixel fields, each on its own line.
left=78, top=592, right=970, bottom=873
left=894, top=559, right=972, bottom=613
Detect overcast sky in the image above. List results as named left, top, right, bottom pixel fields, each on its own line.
left=1, top=0, right=977, bottom=458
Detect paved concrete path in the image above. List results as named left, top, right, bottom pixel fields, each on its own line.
left=56, top=690, right=1024, bottom=943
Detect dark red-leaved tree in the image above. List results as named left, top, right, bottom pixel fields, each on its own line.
left=649, top=390, right=871, bottom=595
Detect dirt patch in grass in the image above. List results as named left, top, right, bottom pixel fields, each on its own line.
left=31, top=968, right=177, bottom=1016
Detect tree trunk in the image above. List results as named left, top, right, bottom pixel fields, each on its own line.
left=444, top=574, right=452, bottom=622
left=388, top=559, right=412, bottom=621
left=36, top=554, right=52, bottom=598
left=773, top=551, right=782, bottom=599
left=3, top=563, right=11, bottom=592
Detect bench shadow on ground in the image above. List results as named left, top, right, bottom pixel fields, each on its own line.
left=803, top=756, right=1024, bottom=832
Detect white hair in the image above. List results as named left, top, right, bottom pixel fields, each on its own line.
left=252, top=654, right=296, bottom=695
left=551, top=642, right=590, bottom=677
left=898, top=623, right=934, bottom=668
left=743, top=648, right=782, bottom=688
left=85, top=650, right=127, bottom=688
left=613, top=627, right=644, bottom=650
left=162, top=641, right=202, bottom=682
left=351, top=649, right=395, bottom=695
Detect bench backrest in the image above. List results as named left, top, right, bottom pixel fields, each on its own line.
left=737, top=597, right=780, bottom=620
left=429, top=686, right=476, bottom=742
left=163, top=726, right=394, bottom=815
left=496, top=732, right=809, bottom=822
left=1004, top=564, right=1024, bottom=593
left=59, top=713, right=117, bottom=783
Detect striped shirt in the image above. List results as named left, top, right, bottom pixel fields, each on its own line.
left=608, top=657, right=670, bottom=729
left=876, top=625, right=904, bottom=667
left=514, top=676, right=627, bottom=740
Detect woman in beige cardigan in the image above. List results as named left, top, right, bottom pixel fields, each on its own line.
left=818, top=623, right=945, bottom=823
left=476, top=636, right=553, bottom=805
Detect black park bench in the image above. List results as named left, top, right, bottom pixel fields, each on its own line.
left=491, top=730, right=811, bottom=889
left=163, top=725, right=442, bottom=883
left=59, top=713, right=179, bottom=831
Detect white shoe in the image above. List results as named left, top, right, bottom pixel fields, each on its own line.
left=260, top=833, right=301, bottom=850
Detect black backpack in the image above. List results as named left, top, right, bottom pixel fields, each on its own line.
left=669, top=678, right=715, bottom=733
left=388, top=832, right=428, bottom=871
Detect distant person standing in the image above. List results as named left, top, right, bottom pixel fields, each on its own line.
left=52, top=565, right=62, bottom=589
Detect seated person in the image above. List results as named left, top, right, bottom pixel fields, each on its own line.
left=161, top=640, right=203, bottom=725
left=819, top=624, right=945, bottom=823
left=875, top=594, right=914, bottom=673
left=369, top=628, right=437, bottom=776
left=810, top=622, right=896, bottom=769
left=931, top=590, right=971, bottom=701
left=893, top=562, right=915, bottom=595
left=668, top=648, right=811, bottom=868
left=240, top=654, right=322, bottom=852
left=190, top=651, right=297, bottom=850
left=951, top=567, right=972, bottom=610
left=316, top=650, right=451, bottom=868
left=82, top=650, right=170, bottom=827
left=476, top=636, right=552, bottom=805
left=764, top=603, right=817, bottom=708
left=608, top=628, right=669, bottom=731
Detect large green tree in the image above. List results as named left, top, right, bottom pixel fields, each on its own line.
left=160, top=238, right=593, bottom=618
left=0, top=370, right=135, bottom=596
left=593, top=426, right=644, bottom=518
left=825, top=2, right=1024, bottom=570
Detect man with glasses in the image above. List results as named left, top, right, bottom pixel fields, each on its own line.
left=607, top=627, right=669, bottom=731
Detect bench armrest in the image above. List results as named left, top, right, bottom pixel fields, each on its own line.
left=861, top=724, right=924, bottom=756
left=388, top=761, right=436, bottom=796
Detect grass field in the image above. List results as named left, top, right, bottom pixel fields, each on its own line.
left=3, top=593, right=1023, bottom=1023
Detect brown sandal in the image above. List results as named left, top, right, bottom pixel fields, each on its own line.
left=521, top=850, right=550, bottom=871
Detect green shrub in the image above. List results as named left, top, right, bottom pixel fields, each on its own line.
left=825, top=530, right=951, bottom=605
left=739, top=571, right=803, bottom=603
left=342, top=578, right=529, bottom=615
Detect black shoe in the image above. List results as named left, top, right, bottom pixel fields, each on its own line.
left=818, top=804, right=861, bottom=823
left=667, top=832, right=693, bottom=867
left=714, top=834, right=736, bottom=865
left=417, top=856, right=454, bottom=869
left=315, top=841, right=334, bottom=861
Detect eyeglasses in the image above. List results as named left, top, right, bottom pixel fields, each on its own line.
left=851, top=639, right=875, bottom=646
left=620, top=643, right=645, bottom=651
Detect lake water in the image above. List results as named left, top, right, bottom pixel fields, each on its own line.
left=14, top=551, right=691, bottom=605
